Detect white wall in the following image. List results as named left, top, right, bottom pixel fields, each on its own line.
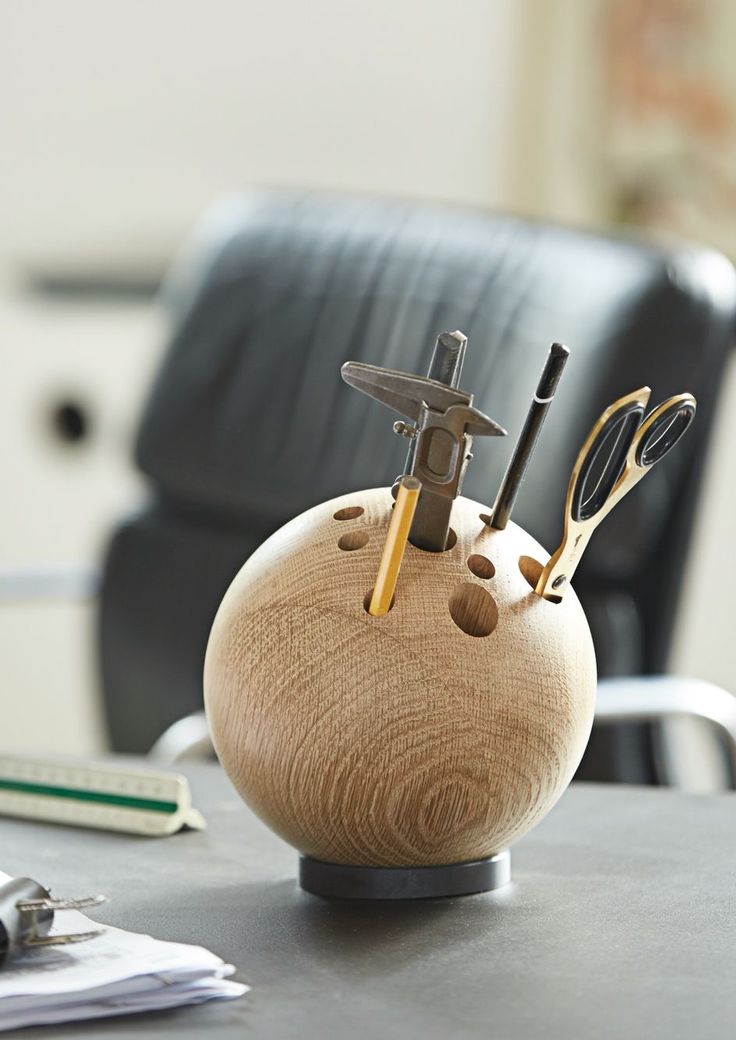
left=0, top=0, right=522, bottom=275
left=670, top=353, right=736, bottom=693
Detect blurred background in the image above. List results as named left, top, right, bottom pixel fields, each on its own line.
left=1, top=0, right=734, bottom=771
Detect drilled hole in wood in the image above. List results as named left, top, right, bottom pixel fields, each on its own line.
left=338, top=531, right=369, bottom=551
left=519, top=556, right=561, bottom=603
left=479, top=513, right=492, bottom=525
left=519, top=555, right=542, bottom=588
left=363, top=588, right=396, bottom=614
left=409, top=528, right=457, bottom=554
left=333, top=506, right=364, bottom=521
left=448, top=584, right=498, bottom=637
left=467, top=554, right=495, bottom=579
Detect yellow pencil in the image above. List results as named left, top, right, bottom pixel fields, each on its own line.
left=369, top=476, right=422, bottom=616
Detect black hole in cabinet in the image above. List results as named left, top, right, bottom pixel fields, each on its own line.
left=51, top=401, right=90, bottom=445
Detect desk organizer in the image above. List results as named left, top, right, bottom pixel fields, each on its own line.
left=204, top=330, right=694, bottom=900
left=204, top=489, right=596, bottom=897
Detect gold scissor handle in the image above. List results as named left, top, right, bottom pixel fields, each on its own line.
left=536, top=387, right=695, bottom=602
left=535, top=387, right=652, bottom=600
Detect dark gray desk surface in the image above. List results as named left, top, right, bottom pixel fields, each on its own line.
left=2, top=764, right=735, bottom=1039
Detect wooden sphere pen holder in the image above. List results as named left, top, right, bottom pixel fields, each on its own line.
left=204, top=334, right=695, bottom=900
left=205, top=487, right=596, bottom=898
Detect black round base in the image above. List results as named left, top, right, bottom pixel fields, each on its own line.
left=299, top=851, right=510, bottom=900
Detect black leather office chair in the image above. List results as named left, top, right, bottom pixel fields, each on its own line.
left=99, top=189, right=736, bottom=782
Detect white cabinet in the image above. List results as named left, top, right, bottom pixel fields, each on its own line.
left=0, top=293, right=164, bottom=754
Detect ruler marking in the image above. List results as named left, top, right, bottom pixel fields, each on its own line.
left=0, top=778, right=178, bottom=814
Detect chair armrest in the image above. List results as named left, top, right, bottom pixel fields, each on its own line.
left=148, top=711, right=213, bottom=764
left=596, top=675, right=736, bottom=783
left=0, top=566, right=98, bottom=602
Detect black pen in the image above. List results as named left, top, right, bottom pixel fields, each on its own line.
left=489, top=342, right=569, bottom=530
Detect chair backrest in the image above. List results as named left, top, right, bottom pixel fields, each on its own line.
left=100, top=189, right=736, bottom=768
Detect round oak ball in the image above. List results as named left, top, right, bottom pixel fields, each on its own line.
left=204, top=488, right=597, bottom=868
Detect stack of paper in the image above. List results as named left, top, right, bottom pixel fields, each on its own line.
left=0, top=873, right=247, bottom=1032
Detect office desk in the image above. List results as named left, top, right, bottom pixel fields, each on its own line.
left=2, top=765, right=734, bottom=1039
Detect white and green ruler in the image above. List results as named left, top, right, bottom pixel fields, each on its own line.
left=0, top=756, right=205, bottom=837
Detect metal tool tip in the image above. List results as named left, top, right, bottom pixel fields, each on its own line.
left=550, top=342, right=570, bottom=357
left=436, top=331, right=467, bottom=352
left=340, top=360, right=364, bottom=387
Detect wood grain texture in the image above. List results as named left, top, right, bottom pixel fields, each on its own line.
left=204, top=488, right=597, bottom=868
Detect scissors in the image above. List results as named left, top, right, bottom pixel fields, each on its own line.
left=535, top=386, right=696, bottom=601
